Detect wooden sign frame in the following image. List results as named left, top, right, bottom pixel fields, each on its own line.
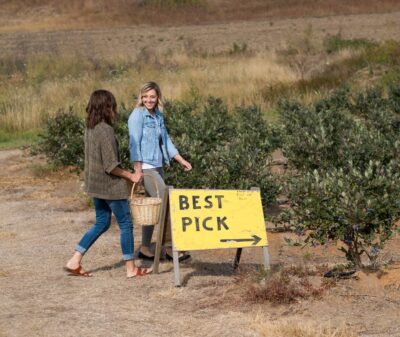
left=152, top=187, right=270, bottom=287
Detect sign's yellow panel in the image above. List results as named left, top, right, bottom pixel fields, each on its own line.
left=169, top=189, right=268, bottom=251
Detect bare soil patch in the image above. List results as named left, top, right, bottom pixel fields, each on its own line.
left=1, top=149, right=400, bottom=337
left=1, top=11, right=400, bottom=59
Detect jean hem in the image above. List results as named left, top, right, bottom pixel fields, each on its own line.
left=123, top=254, right=135, bottom=261
left=75, top=245, right=87, bottom=254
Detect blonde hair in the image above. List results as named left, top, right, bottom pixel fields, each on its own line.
left=136, top=81, right=163, bottom=110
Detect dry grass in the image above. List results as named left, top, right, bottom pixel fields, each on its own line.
left=251, top=317, right=358, bottom=337
left=262, top=47, right=367, bottom=105
left=0, top=43, right=381, bottom=131
left=2, top=149, right=400, bottom=336
left=242, top=265, right=333, bottom=304
left=1, top=33, right=395, bottom=132
left=1, top=0, right=400, bottom=32
left=1, top=2, right=399, bottom=133
left=214, top=0, right=400, bottom=21
left=0, top=50, right=298, bottom=131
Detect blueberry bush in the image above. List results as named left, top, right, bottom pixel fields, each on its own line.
left=163, top=97, right=281, bottom=206
left=34, top=97, right=281, bottom=207
left=34, top=107, right=85, bottom=169
left=278, top=86, right=400, bottom=268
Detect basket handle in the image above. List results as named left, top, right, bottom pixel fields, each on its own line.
left=130, top=173, right=160, bottom=200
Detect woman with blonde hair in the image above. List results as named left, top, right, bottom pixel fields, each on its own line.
left=128, top=82, right=192, bottom=261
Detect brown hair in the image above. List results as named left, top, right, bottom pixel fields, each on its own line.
left=136, top=81, right=163, bottom=110
left=86, top=89, right=117, bottom=128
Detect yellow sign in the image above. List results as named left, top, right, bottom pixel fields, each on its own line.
left=169, top=189, right=268, bottom=251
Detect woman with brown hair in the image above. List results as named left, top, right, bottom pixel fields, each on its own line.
left=65, top=89, right=151, bottom=278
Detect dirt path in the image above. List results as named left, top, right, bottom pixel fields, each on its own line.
left=1, top=149, right=400, bottom=337
left=1, top=11, right=400, bottom=58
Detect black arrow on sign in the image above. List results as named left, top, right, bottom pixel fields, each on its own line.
left=220, top=235, right=261, bottom=246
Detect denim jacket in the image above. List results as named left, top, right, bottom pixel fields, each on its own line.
left=128, top=106, right=179, bottom=166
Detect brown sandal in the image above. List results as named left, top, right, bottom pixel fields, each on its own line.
left=63, top=266, right=92, bottom=277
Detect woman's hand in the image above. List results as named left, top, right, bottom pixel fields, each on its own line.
left=130, top=171, right=143, bottom=183
left=174, top=154, right=192, bottom=171
left=110, top=166, right=143, bottom=183
left=179, top=159, right=192, bottom=171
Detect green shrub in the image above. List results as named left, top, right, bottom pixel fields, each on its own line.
left=279, top=88, right=354, bottom=171
left=113, top=104, right=131, bottom=169
left=228, top=42, right=249, bottom=56
left=280, top=87, right=400, bottom=172
left=34, top=98, right=281, bottom=207
left=365, top=40, right=400, bottom=66
left=164, top=97, right=281, bottom=206
left=33, top=105, right=132, bottom=171
left=284, top=160, right=400, bottom=268
left=278, top=86, right=400, bottom=267
left=34, top=107, right=85, bottom=169
left=0, top=57, right=26, bottom=79
left=388, top=85, right=400, bottom=113
left=324, top=33, right=377, bottom=54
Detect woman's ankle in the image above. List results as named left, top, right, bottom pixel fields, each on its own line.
left=66, top=251, right=83, bottom=268
left=140, top=246, right=154, bottom=256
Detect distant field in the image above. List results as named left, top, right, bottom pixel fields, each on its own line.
left=1, top=0, right=400, bottom=32
left=0, top=1, right=400, bottom=133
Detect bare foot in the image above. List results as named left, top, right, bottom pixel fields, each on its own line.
left=127, top=267, right=153, bottom=278
left=65, top=252, right=91, bottom=276
left=65, top=259, right=80, bottom=271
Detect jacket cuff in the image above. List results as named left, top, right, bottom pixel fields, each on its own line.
left=104, top=161, right=121, bottom=174
left=169, top=149, right=179, bottom=160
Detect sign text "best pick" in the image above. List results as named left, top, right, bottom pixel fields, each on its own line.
left=178, top=195, right=230, bottom=232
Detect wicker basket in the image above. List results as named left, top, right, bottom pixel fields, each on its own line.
left=130, top=173, right=162, bottom=226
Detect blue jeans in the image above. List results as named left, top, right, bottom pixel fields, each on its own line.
left=76, top=198, right=134, bottom=261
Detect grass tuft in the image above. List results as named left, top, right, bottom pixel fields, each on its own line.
left=30, top=162, right=59, bottom=178
left=244, top=265, right=332, bottom=304
left=251, top=317, right=358, bottom=337
left=0, top=129, right=39, bottom=149
left=324, top=33, right=377, bottom=54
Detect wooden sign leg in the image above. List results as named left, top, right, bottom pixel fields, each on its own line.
left=153, top=186, right=170, bottom=274
left=262, top=246, right=271, bottom=269
left=167, top=187, right=181, bottom=286
left=233, top=248, right=242, bottom=270
left=234, top=247, right=270, bottom=270
left=173, top=249, right=181, bottom=287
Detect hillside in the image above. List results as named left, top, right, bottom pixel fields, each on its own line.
left=1, top=0, right=400, bottom=32
left=1, top=10, right=400, bottom=59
